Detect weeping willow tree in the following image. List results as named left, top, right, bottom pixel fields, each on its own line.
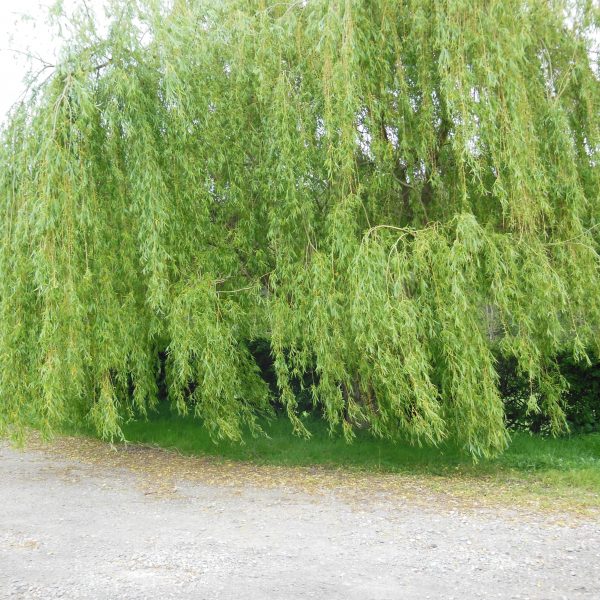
left=1, top=0, right=599, bottom=457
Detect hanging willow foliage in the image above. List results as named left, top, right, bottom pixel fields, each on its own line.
left=1, top=0, right=599, bottom=457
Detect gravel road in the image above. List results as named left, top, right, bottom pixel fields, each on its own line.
left=1, top=440, right=599, bottom=600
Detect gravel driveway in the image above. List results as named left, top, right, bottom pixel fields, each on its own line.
left=1, top=440, right=599, bottom=600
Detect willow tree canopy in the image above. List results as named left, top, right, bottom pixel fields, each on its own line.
left=1, top=0, right=598, bottom=456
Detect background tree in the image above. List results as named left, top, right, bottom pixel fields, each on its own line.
left=1, top=0, right=599, bottom=457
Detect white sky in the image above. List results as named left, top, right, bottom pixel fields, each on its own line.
left=1, top=1, right=56, bottom=121
left=0, top=0, right=107, bottom=124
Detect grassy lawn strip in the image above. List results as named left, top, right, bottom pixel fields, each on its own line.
left=117, top=409, right=600, bottom=511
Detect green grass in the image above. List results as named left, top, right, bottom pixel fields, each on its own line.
left=116, top=406, right=600, bottom=498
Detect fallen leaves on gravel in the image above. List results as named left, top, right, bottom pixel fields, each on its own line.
left=16, top=432, right=600, bottom=521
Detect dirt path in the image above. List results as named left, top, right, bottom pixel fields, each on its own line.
left=1, top=440, right=599, bottom=600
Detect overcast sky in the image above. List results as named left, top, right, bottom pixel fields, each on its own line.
left=1, top=1, right=54, bottom=121
left=0, top=0, right=107, bottom=124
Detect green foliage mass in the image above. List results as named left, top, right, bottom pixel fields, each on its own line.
left=1, top=0, right=599, bottom=457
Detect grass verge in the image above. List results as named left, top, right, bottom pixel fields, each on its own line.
left=107, top=408, right=600, bottom=513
